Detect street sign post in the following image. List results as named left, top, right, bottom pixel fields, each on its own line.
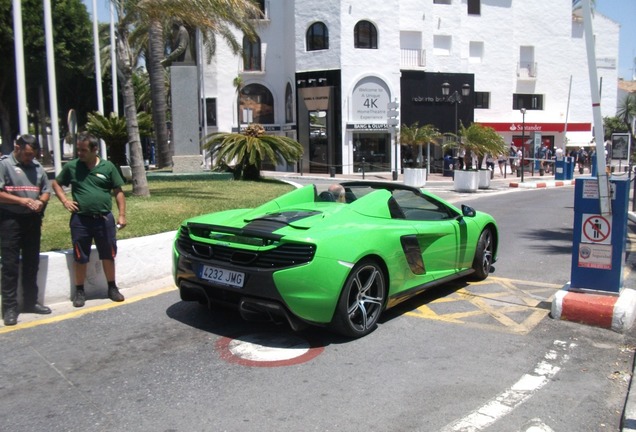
left=387, top=101, right=399, bottom=180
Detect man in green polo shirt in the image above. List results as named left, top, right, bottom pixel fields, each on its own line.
left=51, top=132, right=127, bottom=308
left=0, top=134, right=52, bottom=326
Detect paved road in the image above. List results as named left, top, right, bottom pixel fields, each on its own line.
left=1, top=184, right=635, bottom=432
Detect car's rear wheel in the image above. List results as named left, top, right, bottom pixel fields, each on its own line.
left=331, top=259, right=386, bottom=338
left=471, top=228, right=494, bottom=280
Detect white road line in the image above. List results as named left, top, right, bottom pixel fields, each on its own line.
left=440, top=340, right=576, bottom=432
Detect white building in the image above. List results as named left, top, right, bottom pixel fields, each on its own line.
left=196, top=0, right=620, bottom=175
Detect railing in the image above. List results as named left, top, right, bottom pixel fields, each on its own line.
left=401, top=49, right=426, bottom=68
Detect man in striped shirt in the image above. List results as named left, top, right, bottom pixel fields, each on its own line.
left=0, top=134, right=52, bottom=326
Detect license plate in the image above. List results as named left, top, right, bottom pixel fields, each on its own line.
left=199, top=265, right=245, bottom=288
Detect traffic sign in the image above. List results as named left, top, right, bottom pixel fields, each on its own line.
left=387, top=109, right=399, bottom=118
left=387, top=118, right=399, bottom=126
left=387, top=101, right=399, bottom=110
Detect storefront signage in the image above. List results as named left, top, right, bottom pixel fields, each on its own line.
left=346, top=123, right=389, bottom=131
left=351, top=77, right=391, bottom=122
left=300, top=87, right=330, bottom=111
left=479, top=122, right=591, bottom=133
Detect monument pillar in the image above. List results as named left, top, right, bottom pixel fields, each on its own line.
left=170, top=64, right=201, bottom=173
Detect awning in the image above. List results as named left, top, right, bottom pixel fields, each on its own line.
left=565, top=131, right=594, bottom=147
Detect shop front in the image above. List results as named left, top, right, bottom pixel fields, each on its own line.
left=346, top=76, right=396, bottom=175
left=348, top=125, right=392, bottom=173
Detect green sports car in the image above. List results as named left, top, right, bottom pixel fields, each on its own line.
left=173, top=181, right=498, bottom=338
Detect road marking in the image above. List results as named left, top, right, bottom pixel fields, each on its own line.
left=216, top=332, right=324, bottom=367
left=440, top=340, right=575, bottom=432
left=0, top=285, right=177, bottom=335
left=406, top=277, right=559, bottom=334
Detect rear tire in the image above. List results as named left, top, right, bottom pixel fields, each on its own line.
left=331, top=259, right=386, bottom=338
left=471, top=228, right=494, bottom=281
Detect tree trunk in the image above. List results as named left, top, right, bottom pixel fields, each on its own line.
left=116, top=27, right=150, bottom=197
left=148, top=19, right=171, bottom=169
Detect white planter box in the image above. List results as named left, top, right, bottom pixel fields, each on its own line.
left=478, top=169, right=491, bottom=189
left=403, top=168, right=427, bottom=187
left=453, top=170, right=479, bottom=192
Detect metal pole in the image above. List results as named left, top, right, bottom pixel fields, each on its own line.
left=92, top=0, right=107, bottom=158
left=521, top=109, right=526, bottom=183
left=582, top=0, right=611, bottom=215
left=43, top=0, right=61, bottom=175
left=13, top=0, right=28, bottom=134
left=110, top=1, right=118, bottom=116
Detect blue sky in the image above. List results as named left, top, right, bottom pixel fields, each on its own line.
left=83, top=0, right=636, bottom=80
left=594, top=0, right=636, bottom=80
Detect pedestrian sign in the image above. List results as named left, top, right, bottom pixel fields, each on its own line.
left=581, top=213, right=611, bottom=244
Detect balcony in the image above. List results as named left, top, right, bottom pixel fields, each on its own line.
left=517, top=61, right=538, bottom=80
left=401, top=49, right=426, bottom=68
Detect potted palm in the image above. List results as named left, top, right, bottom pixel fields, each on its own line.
left=399, top=122, right=441, bottom=187
left=203, top=123, right=303, bottom=180
left=446, top=123, right=506, bottom=192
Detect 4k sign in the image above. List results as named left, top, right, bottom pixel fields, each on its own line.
left=581, top=213, right=612, bottom=245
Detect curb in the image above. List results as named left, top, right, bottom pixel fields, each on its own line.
left=551, top=284, right=636, bottom=333
left=509, top=179, right=575, bottom=188
left=31, top=231, right=176, bottom=307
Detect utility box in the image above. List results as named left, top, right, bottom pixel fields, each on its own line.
left=570, top=177, right=630, bottom=293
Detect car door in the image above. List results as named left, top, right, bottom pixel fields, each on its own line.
left=392, top=189, right=460, bottom=281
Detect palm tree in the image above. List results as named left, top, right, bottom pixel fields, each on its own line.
left=85, top=111, right=153, bottom=169
left=617, top=93, right=636, bottom=143
left=399, top=122, right=441, bottom=168
left=458, top=123, right=507, bottom=169
left=113, top=0, right=150, bottom=196
left=137, top=0, right=262, bottom=169
left=203, top=124, right=303, bottom=180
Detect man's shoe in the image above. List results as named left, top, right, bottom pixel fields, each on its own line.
left=73, top=289, right=86, bottom=308
left=24, top=303, right=52, bottom=314
left=108, top=286, right=125, bottom=302
left=4, top=308, right=18, bottom=326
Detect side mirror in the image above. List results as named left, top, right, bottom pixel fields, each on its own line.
left=462, top=204, right=476, bottom=218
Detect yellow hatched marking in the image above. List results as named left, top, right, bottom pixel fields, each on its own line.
left=406, top=276, right=555, bottom=335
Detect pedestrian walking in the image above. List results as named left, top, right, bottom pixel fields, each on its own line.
left=497, top=153, right=507, bottom=176
left=0, top=134, right=52, bottom=326
left=51, top=132, right=127, bottom=308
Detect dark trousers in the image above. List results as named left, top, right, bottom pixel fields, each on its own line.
left=0, top=213, right=43, bottom=313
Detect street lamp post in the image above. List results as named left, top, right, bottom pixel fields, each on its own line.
left=442, top=82, right=471, bottom=167
left=520, top=108, right=526, bottom=183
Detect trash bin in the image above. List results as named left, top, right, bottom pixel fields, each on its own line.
left=443, top=156, right=454, bottom=177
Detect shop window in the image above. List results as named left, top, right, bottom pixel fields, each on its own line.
left=467, top=0, right=480, bottom=15
left=354, top=20, right=378, bottom=49
left=474, top=92, right=490, bottom=109
left=242, top=35, right=261, bottom=71
left=205, top=98, right=217, bottom=126
left=240, top=84, right=274, bottom=124
left=513, top=94, right=543, bottom=110
left=285, top=83, right=294, bottom=123
left=307, top=22, right=329, bottom=51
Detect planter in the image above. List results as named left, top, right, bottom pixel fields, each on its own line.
left=453, top=170, right=479, bottom=192
left=478, top=169, right=491, bottom=189
left=403, top=168, right=427, bottom=187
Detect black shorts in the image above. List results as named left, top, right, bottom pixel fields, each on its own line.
left=70, top=212, right=117, bottom=263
